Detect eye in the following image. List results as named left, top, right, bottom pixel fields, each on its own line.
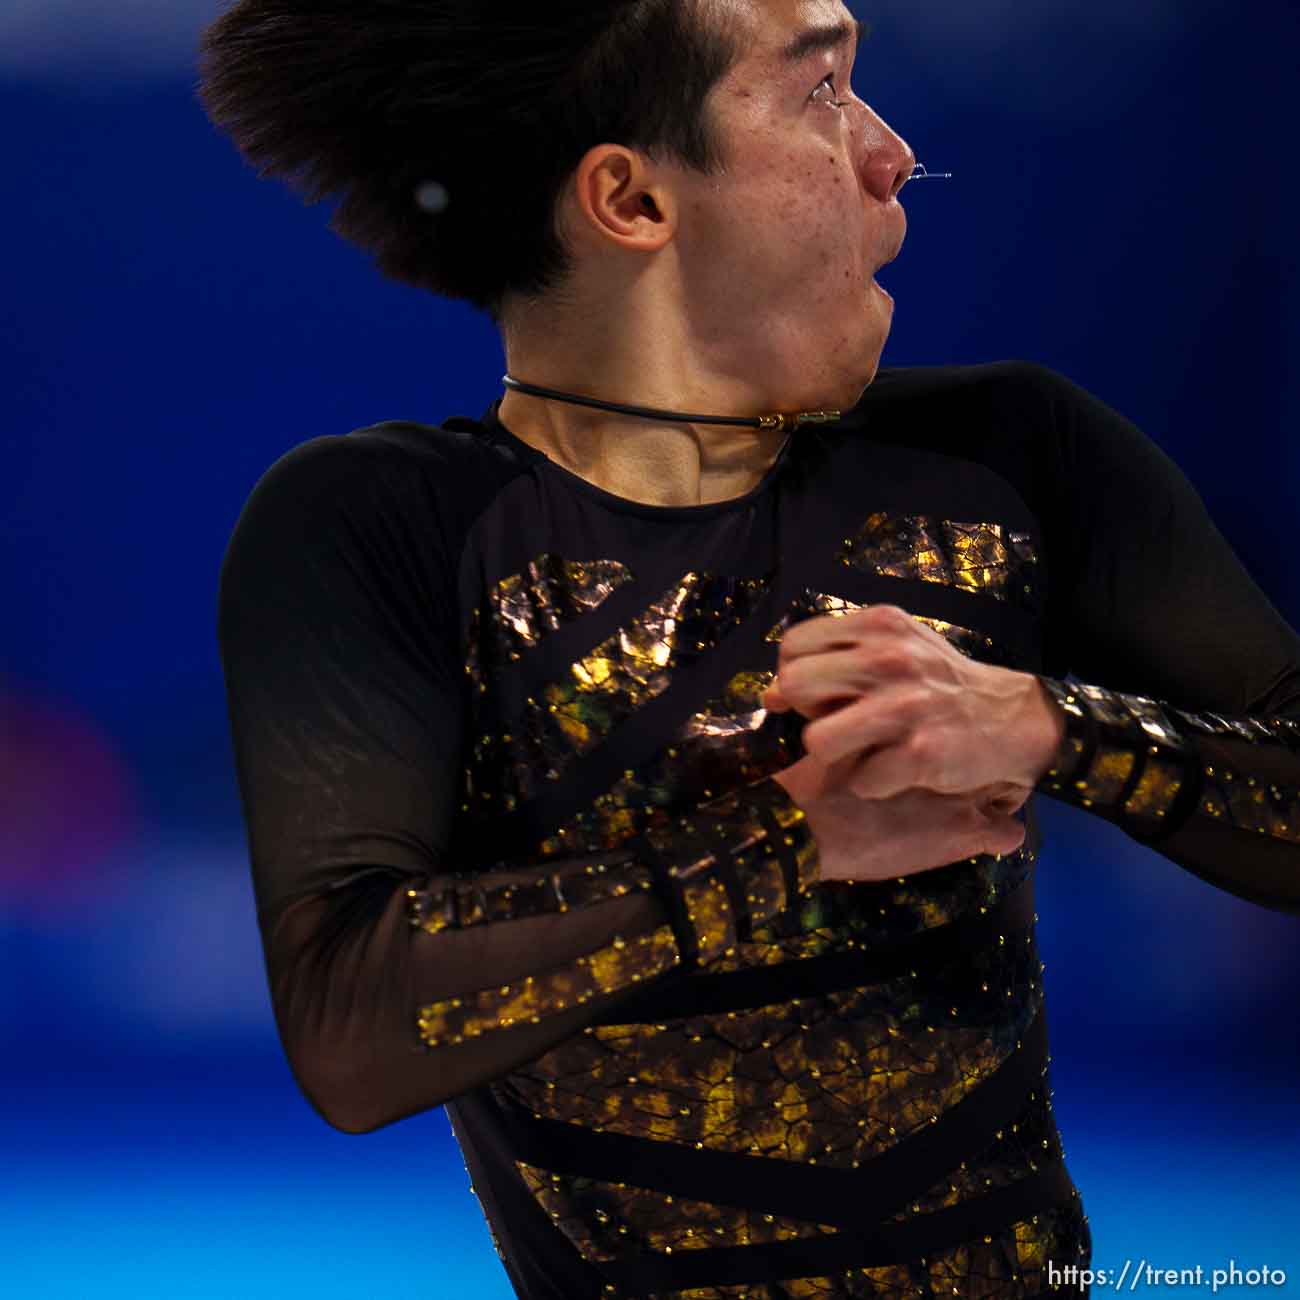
left=811, top=73, right=850, bottom=110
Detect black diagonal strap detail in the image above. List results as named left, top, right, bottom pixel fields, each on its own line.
left=592, top=870, right=1034, bottom=1024
left=709, top=841, right=755, bottom=944
left=632, top=833, right=701, bottom=972
left=495, top=1006, right=1048, bottom=1231
left=598, top=1161, right=1078, bottom=1293
left=755, top=796, right=801, bottom=911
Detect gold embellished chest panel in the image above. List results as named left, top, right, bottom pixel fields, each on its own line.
left=452, top=498, right=1083, bottom=1293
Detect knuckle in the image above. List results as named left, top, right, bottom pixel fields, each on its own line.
left=872, top=649, right=915, bottom=679
left=779, top=659, right=808, bottom=694
left=869, top=604, right=912, bottom=630
left=905, top=730, right=934, bottom=764
left=802, top=723, right=832, bottom=759
left=894, top=686, right=929, bottom=722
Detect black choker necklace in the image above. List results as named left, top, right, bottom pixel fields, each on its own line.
left=501, top=375, right=841, bottom=434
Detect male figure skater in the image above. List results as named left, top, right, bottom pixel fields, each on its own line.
left=203, top=0, right=1300, bottom=1295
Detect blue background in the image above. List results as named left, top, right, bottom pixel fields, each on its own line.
left=3, top=0, right=1297, bottom=1294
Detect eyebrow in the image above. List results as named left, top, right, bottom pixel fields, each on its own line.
left=780, top=17, right=867, bottom=65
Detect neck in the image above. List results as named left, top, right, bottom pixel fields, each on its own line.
left=498, top=300, right=799, bottom=508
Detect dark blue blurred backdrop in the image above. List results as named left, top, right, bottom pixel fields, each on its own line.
left=3, top=1, right=1297, bottom=1295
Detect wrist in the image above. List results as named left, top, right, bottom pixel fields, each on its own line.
left=1020, top=672, right=1071, bottom=785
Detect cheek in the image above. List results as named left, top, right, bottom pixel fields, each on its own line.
left=791, top=167, right=861, bottom=295
left=763, top=163, right=851, bottom=254
left=691, top=145, right=861, bottom=295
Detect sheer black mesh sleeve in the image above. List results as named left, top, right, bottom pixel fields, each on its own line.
left=217, top=435, right=819, bottom=1135
left=1028, top=367, right=1300, bottom=912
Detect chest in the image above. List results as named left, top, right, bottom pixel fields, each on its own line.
left=453, top=482, right=1045, bottom=869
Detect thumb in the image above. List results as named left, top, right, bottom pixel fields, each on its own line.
left=762, top=678, right=790, bottom=713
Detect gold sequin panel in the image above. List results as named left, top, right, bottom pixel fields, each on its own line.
left=468, top=571, right=772, bottom=813
left=405, top=858, right=660, bottom=937
left=1108, top=689, right=1191, bottom=824
left=462, top=555, right=633, bottom=815
left=1038, top=680, right=1187, bottom=829
left=484, top=555, right=634, bottom=664
left=516, top=1161, right=839, bottom=1263
left=414, top=779, right=816, bottom=1047
left=878, top=1087, right=1068, bottom=1228
left=538, top=670, right=800, bottom=858
left=503, top=934, right=1050, bottom=1279
left=416, top=924, right=684, bottom=1048
left=1041, top=682, right=1300, bottom=844
left=709, top=848, right=1031, bottom=974
left=534, top=600, right=1021, bottom=859
left=504, top=924, right=1042, bottom=1157
left=648, top=1197, right=1090, bottom=1299
left=1117, top=752, right=1185, bottom=823
left=838, top=513, right=1039, bottom=612
left=514, top=1088, right=1069, bottom=1274
left=538, top=790, right=1032, bottom=989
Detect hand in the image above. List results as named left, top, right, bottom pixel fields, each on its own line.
left=763, top=604, right=1065, bottom=800
left=772, top=751, right=1028, bottom=883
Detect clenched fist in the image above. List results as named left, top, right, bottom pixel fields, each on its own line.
left=764, top=604, right=1064, bottom=882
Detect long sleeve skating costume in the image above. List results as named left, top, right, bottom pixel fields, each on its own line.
left=217, top=361, right=1300, bottom=1300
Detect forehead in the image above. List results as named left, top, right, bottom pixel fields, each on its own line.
left=723, top=0, right=859, bottom=69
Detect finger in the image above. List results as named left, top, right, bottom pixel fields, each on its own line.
left=770, top=648, right=885, bottom=718
left=801, top=687, right=915, bottom=766
left=760, top=680, right=790, bottom=713
left=777, top=603, right=924, bottom=667
left=777, top=606, right=874, bottom=664
left=845, top=729, right=944, bottom=800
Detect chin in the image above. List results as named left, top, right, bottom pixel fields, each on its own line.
left=828, top=336, right=887, bottom=411
left=780, top=320, right=888, bottom=415
left=852, top=322, right=893, bottom=394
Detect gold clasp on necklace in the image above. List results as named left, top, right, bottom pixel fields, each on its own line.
left=758, top=409, right=842, bottom=432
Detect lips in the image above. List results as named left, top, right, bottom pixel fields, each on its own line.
left=872, top=212, right=908, bottom=278
left=874, top=235, right=905, bottom=277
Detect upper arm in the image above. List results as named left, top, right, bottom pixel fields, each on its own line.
left=1035, top=367, right=1300, bottom=717
left=216, top=434, right=467, bottom=924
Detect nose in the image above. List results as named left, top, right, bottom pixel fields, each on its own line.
left=854, top=102, right=916, bottom=203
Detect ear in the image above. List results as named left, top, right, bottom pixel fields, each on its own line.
left=568, top=144, right=676, bottom=254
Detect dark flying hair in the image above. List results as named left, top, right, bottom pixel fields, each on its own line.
left=195, top=0, right=741, bottom=323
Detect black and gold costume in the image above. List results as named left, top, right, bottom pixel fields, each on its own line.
left=217, top=361, right=1300, bottom=1299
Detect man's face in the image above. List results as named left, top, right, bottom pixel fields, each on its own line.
left=673, top=0, right=914, bottom=411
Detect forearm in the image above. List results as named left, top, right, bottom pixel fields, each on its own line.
left=1033, top=676, right=1300, bottom=911
left=264, top=776, right=818, bottom=1133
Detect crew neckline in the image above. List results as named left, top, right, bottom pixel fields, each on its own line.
left=479, top=399, right=798, bottom=520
